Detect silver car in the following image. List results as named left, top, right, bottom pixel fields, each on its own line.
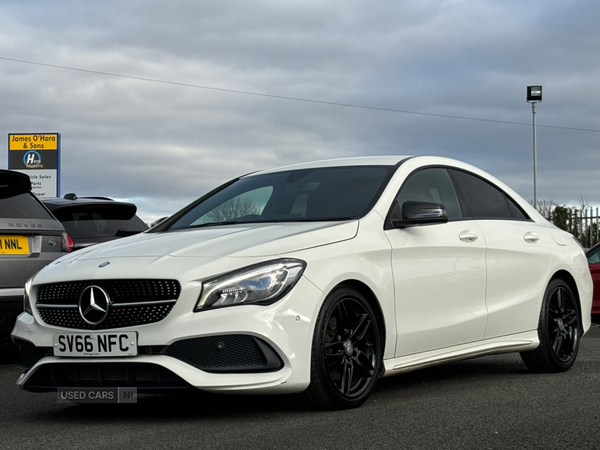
left=0, top=170, right=70, bottom=352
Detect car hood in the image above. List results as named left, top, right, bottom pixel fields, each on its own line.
left=64, top=221, right=359, bottom=261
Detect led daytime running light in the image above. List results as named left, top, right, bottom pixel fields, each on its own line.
left=195, top=259, right=306, bottom=311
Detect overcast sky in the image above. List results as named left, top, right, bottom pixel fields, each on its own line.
left=1, top=0, right=599, bottom=223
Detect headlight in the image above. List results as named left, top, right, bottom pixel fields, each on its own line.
left=23, top=275, right=35, bottom=315
left=195, top=259, right=306, bottom=311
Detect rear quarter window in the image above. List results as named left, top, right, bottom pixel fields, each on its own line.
left=451, top=169, right=530, bottom=220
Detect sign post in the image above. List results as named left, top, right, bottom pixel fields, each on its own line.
left=8, top=133, right=61, bottom=198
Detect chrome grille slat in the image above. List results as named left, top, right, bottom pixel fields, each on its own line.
left=115, top=299, right=177, bottom=307
left=36, top=304, right=78, bottom=309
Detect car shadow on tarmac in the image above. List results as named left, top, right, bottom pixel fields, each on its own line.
left=21, top=354, right=532, bottom=421
left=13, top=325, right=600, bottom=422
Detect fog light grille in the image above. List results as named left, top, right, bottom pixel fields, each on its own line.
left=166, top=335, right=283, bottom=373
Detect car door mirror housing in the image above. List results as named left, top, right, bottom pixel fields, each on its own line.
left=391, top=201, right=448, bottom=228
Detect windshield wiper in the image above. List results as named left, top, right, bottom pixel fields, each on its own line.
left=187, top=221, right=245, bottom=229
left=274, top=217, right=353, bottom=222
left=186, top=217, right=353, bottom=229
left=115, top=229, right=143, bottom=237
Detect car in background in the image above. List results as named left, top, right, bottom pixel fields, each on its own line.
left=0, top=170, right=71, bottom=352
left=41, top=194, right=148, bottom=251
left=12, top=156, right=592, bottom=409
left=585, top=242, right=600, bottom=317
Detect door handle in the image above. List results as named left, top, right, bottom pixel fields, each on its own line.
left=459, top=231, right=479, bottom=242
left=524, top=232, right=539, bottom=243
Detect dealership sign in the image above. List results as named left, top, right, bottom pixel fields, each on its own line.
left=8, top=133, right=61, bottom=197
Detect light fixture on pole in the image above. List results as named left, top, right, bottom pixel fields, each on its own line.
left=526, top=85, right=542, bottom=209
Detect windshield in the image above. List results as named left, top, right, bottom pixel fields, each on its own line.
left=167, top=166, right=394, bottom=230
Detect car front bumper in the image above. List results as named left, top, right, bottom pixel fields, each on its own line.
left=11, top=276, right=324, bottom=395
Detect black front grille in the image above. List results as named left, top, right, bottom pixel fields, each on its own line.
left=38, top=303, right=176, bottom=330
left=36, top=279, right=181, bottom=330
left=166, top=335, right=284, bottom=373
left=24, top=362, right=191, bottom=392
left=37, top=279, right=181, bottom=305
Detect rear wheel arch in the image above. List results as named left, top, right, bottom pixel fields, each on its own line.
left=521, top=273, right=582, bottom=372
left=550, top=270, right=581, bottom=316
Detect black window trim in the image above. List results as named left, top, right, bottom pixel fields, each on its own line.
left=384, top=165, right=532, bottom=229
left=383, top=165, right=463, bottom=230
left=448, top=168, right=532, bottom=222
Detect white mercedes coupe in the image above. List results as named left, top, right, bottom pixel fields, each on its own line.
left=12, top=156, right=592, bottom=409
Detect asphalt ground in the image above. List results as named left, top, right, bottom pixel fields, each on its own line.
left=1, top=325, right=599, bottom=450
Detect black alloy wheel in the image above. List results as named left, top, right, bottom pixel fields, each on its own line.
left=547, top=284, right=580, bottom=362
left=521, top=279, right=581, bottom=373
left=304, top=287, right=381, bottom=410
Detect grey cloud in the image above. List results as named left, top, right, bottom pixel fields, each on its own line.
left=1, top=0, right=599, bottom=221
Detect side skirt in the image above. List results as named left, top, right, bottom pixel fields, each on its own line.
left=382, top=330, right=539, bottom=376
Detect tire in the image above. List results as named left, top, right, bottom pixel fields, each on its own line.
left=303, top=287, right=382, bottom=410
left=520, top=279, right=581, bottom=373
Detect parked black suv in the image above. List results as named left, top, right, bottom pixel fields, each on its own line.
left=0, top=170, right=70, bottom=352
left=41, top=194, right=148, bottom=251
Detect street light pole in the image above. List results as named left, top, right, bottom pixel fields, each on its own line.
left=532, top=101, right=537, bottom=209
left=526, top=85, right=542, bottom=210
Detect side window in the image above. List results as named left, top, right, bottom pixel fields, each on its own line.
left=507, top=198, right=528, bottom=220
left=451, top=170, right=529, bottom=220
left=395, top=168, right=462, bottom=221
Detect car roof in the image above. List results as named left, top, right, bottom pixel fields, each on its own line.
left=41, top=196, right=135, bottom=208
left=251, top=155, right=414, bottom=175
left=40, top=196, right=139, bottom=221
left=0, top=169, right=32, bottom=192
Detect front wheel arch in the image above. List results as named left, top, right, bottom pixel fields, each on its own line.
left=303, top=285, right=384, bottom=409
left=335, top=280, right=386, bottom=359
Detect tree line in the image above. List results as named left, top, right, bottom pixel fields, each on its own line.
left=535, top=198, right=599, bottom=248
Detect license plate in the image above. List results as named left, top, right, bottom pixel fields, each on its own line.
left=53, top=332, right=138, bottom=357
left=0, top=235, right=29, bottom=255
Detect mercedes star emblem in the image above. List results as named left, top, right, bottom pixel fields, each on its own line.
left=79, top=285, right=111, bottom=325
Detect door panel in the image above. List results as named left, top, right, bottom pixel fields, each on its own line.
left=386, top=221, right=487, bottom=356
left=476, top=220, right=552, bottom=338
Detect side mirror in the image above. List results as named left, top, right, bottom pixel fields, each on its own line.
left=391, top=201, right=448, bottom=229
